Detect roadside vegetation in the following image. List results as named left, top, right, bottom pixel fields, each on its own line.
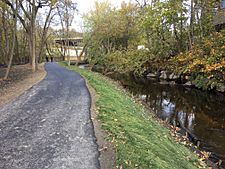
left=1, top=0, right=224, bottom=90
left=171, top=30, right=225, bottom=91
left=61, top=62, right=204, bottom=169
left=83, top=0, right=225, bottom=92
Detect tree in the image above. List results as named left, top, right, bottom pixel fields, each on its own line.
left=4, top=0, right=18, bottom=80
left=2, top=0, right=52, bottom=72
left=0, top=2, right=11, bottom=66
left=56, top=0, right=77, bottom=65
left=36, top=3, right=56, bottom=62
left=141, top=0, right=189, bottom=58
left=84, top=1, right=140, bottom=54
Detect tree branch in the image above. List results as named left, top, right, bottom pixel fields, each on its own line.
left=18, top=0, right=31, bottom=20
left=2, top=0, right=29, bottom=32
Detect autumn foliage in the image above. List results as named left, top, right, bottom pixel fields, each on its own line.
left=172, top=30, right=225, bottom=90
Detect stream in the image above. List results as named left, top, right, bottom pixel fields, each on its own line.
left=109, top=73, right=225, bottom=166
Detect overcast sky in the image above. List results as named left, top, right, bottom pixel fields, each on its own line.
left=76, top=0, right=131, bottom=14
left=73, top=0, right=132, bottom=31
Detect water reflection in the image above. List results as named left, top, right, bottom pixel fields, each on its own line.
left=109, top=73, right=225, bottom=163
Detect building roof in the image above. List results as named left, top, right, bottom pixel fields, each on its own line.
left=54, top=37, right=83, bottom=41
left=55, top=37, right=84, bottom=47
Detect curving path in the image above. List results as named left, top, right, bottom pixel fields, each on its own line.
left=0, top=63, right=100, bottom=169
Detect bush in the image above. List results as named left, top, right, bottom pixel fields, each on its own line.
left=171, top=30, right=225, bottom=90
left=89, top=49, right=152, bottom=75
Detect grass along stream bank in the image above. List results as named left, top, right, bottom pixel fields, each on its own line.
left=61, top=63, right=205, bottom=169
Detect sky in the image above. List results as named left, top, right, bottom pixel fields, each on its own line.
left=76, top=0, right=131, bottom=14
left=73, top=0, right=132, bottom=31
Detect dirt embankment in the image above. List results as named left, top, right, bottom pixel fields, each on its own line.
left=0, top=64, right=46, bottom=107
left=85, top=82, right=117, bottom=169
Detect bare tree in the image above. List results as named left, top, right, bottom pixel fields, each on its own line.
left=56, top=0, right=77, bottom=65
left=2, top=0, right=50, bottom=72
left=1, top=7, right=10, bottom=65
left=135, top=0, right=149, bottom=8
left=3, top=0, right=18, bottom=80
left=37, top=4, right=56, bottom=62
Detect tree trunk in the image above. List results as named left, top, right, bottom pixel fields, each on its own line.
left=189, top=0, right=195, bottom=49
left=27, top=32, right=36, bottom=72
left=38, top=6, right=54, bottom=63
left=173, top=21, right=181, bottom=53
left=180, top=6, right=184, bottom=51
left=25, top=0, right=37, bottom=72
left=32, top=0, right=37, bottom=72
left=4, top=0, right=18, bottom=80
left=3, top=0, right=41, bottom=72
left=75, top=43, right=87, bottom=66
left=2, top=9, right=10, bottom=65
left=31, top=30, right=36, bottom=72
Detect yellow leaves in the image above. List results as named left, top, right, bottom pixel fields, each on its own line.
left=204, top=60, right=225, bottom=72
left=177, top=45, right=225, bottom=75
left=207, top=75, right=214, bottom=79
left=50, top=0, right=57, bottom=6
left=193, top=60, right=204, bottom=65
left=216, top=32, right=224, bottom=38
left=116, top=160, right=135, bottom=169
left=204, top=39, right=213, bottom=47
left=197, top=159, right=207, bottom=168
left=174, top=30, right=225, bottom=80
left=196, top=151, right=211, bottom=168
left=211, top=49, right=215, bottom=55
left=178, top=57, right=186, bottom=62
left=124, top=160, right=132, bottom=165
left=187, top=59, right=205, bottom=72
left=116, top=165, right=123, bottom=169
left=99, top=146, right=108, bottom=152
left=111, top=136, right=116, bottom=143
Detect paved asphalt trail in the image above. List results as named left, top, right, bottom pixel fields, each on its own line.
left=0, top=63, right=100, bottom=169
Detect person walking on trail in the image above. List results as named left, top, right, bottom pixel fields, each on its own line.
left=50, top=57, right=53, bottom=62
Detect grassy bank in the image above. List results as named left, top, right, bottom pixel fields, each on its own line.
left=61, top=63, right=201, bottom=169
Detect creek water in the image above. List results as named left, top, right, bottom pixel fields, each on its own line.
left=108, top=73, right=225, bottom=165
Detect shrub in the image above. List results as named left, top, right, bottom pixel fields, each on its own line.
left=171, top=30, right=225, bottom=90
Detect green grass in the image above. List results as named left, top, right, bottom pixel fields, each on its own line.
left=60, top=63, right=200, bottom=169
